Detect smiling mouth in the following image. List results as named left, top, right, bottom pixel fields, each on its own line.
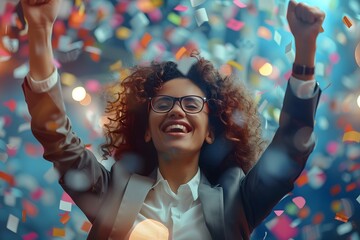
left=164, top=124, right=189, bottom=133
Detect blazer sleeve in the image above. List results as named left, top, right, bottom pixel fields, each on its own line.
left=240, top=81, right=321, bottom=230
left=22, top=77, right=111, bottom=223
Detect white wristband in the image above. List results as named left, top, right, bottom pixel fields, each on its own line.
left=27, top=68, right=59, bottom=93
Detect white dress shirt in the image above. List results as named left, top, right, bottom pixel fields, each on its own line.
left=124, top=168, right=212, bottom=240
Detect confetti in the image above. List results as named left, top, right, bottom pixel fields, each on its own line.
left=52, top=227, right=66, bottom=237
left=167, top=12, right=181, bottom=26
left=175, top=47, right=187, bottom=60
left=274, top=210, right=284, bottom=216
left=174, top=5, right=188, bottom=12
left=140, top=32, right=152, bottom=48
left=343, top=131, right=360, bottom=143
left=337, top=222, right=352, bottom=235
left=59, top=200, right=72, bottom=212
left=81, top=221, right=92, bottom=232
left=342, top=16, right=353, bottom=28
left=292, top=196, right=306, bottom=209
left=227, top=60, right=244, bottom=71
left=274, top=30, right=281, bottom=46
left=233, top=0, right=247, bottom=8
left=6, top=214, right=19, bottom=233
left=60, top=212, right=71, bottom=224
left=226, top=19, right=245, bottom=31
left=190, top=0, right=206, bottom=7
left=194, top=8, right=208, bottom=27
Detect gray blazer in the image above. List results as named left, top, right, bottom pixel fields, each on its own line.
left=23, top=79, right=321, bottom=240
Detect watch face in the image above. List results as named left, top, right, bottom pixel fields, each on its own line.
left=356, top=41, right=360, bottom=68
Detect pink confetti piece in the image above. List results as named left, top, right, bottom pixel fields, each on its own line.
left=61, top=192, right=75, bottom=204
left=174, top=5, right=188, bottom=12
left=292, top=196, right=306, bottom=209
left=274, top=210, right=284, bottom=216
left=3, top=99, right=17, bottom=112
left=226, top=19, right=245, bottom=31
left=22, top=232, right=38, bottom=240
left=31, top=188, right=44, bottom=201
left=233, top=0, right=247, bottom=8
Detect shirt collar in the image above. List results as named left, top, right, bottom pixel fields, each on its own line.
left=152, top=167, right=201, bottom=201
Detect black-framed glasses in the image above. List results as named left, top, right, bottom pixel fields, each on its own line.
left=149, top=95, right=208, bottom=114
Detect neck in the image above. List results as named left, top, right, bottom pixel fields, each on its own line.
left=157, top=151, right=199, bottom=193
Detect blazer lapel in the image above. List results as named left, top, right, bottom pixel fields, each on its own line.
left=199, top=173, right=226, bottom=240
left=110, top=173, right=155, bottom=239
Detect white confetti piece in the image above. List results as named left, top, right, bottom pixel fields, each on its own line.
left=44, top=167, right=60, bottom=183
left=356, top=195, right=360, bottom=204
left=195, top=8, right=208, bottom=27
left=337, top=222, right=352, bottom=235
left=18, top=122, right=31, bottom=133
left=4, top=192, right=16, bottom=207
left=130, top=12, right=150, bottom=31
left=13, top=63, right=29, bottom=79
left=190, top=0, right=206, bottom=7
left=6, top=214, right=19, bottom=233
left=315, top=62, right=325, bottom=76
left=274, top=30, right=281, bottom=45
left=59, top=200, right=72, bottom=212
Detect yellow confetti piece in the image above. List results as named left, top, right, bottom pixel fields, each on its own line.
left=342, top=16, right=352, bottom=28
left=167, top=12, right=181, bottom=25
left=52, top=228, right=65, bottom=237
left=175, top=47, right=187, bottom=60
left=342, top=131, right=360, bottom=143
left=227, top=60, right=244, bottom=71
left=109, top=60, right=123, bottom=71
left=61, top=73, right=77, bottom=86
left=116, top=27, right=132, bottom=40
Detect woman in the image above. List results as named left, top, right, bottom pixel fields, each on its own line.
left=21, top=0, right=324, bottom=239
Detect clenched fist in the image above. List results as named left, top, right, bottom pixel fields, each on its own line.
left=21, top=0, right=62, bottom=29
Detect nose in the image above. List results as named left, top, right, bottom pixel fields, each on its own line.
left=168, top=101, right=185, bottom=117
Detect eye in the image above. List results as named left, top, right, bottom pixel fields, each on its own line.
left=182, top=97, right=202, bottom=110
left=153, top=97, right=173, bottom=111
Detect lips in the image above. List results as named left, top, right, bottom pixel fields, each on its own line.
left=162, top=121, right=192, bottom=133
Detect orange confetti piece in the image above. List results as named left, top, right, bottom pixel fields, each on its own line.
left=330, top=184, right=341, bottom=196
left=297, top=206, right=310, bottom=219
left=335, top=212, right=349, bottom=223
left=343, top=131, right=360, bottom=143
left=345, top=182, right=357, bottom=192
left=22, top=210, right=26, bottom=222
left=140, top=33, right=152, bottom=48
left=22, top=200, right=38, bottom=217
left=60, top=213, right=71, bottom=225
left=312, top=213, right=324, bottom=225
left=342, top=16, right=353, bottom=28
left=296, top=174, right=308, bottom=187
left=175, top=46, right=187, bottom=60
left=52, top=228, right=66, bottom=237
left=0, top=171, right=15, bottom=186
left=81, top=221, right=92, bottom=232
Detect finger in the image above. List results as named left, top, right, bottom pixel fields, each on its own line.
left=287, top=0, right=297, bottom=18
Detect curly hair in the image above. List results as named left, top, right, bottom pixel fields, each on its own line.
left=101, top=51, right=266, bottom=181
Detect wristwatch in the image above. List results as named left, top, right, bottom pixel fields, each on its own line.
left=292, top=63, right=315, bottom=75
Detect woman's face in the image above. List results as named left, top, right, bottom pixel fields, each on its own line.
left=146, top=78, right=213, bottom=159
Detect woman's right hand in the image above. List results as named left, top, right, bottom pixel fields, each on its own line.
left=21, top=0, right=62, bottom=30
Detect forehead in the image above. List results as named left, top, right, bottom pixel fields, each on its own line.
left=157, top=78, right=205, bottom=97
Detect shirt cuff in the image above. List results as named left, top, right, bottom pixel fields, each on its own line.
left=289, top=76, right=316, bottom=99
left=26, top=68, right=58, bottom=93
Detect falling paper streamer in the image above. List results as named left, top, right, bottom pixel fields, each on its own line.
left=195, top=8, right=209, bottom=27
left=6, top=214, right=19, bottom=233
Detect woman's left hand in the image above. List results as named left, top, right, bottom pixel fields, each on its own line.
left=287, top=0, right=325, bottom=48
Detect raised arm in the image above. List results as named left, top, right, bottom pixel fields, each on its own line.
left=21, top=0, right=114, bottom=222
left=237, top=0, right=325, bottom=231
left=21, top=0, right=60, bottom=80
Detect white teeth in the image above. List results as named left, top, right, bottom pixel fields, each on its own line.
left=165, top=124, right=188, bottom=133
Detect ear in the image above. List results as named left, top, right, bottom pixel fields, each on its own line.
left=144, top=128, right=152, bottom=143
left=205, top=128, right=215, bottom=144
